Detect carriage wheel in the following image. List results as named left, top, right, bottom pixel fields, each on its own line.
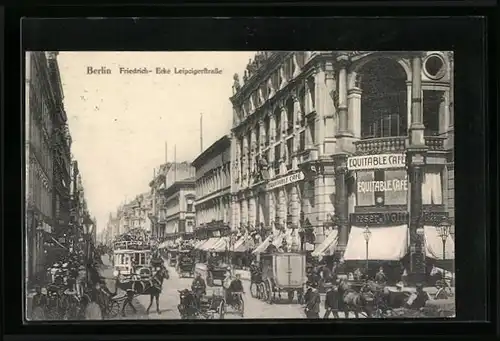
left=84, top=302, right=103, bottom=320
left=250, top=282, right=258, bottom=298
left=265, top=279, right=274, bottom=304
left=107, top=300, right=121, bottom=319
left=238, top=297, right=245, bottom=317
left=259, top=282, right=266, bottom=301
left=31, top=306, right=46, bottom=321
left=218, top=300, right=225, bottom=319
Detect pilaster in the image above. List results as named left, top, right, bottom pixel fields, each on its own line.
left=323, top=61, right=337, bottom=155
left=332, top=153, right=349, bottom=250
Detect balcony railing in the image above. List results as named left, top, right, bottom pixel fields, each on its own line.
left=354, top=135, right=446, bottom=154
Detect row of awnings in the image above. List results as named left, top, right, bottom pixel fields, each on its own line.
left=158, top=237, right=183, bottom=249
left=252, top=229, right=296, bottom=254
left=193, top=236, right=255, bottom=253
left=312, top=225, right=455, bottom=261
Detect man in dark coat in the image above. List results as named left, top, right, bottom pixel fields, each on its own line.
left=304, top=283, right=321, bottom=318
left=323, top=283, right=340, bottom=319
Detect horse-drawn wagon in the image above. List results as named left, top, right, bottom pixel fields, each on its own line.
left=258, top=252, right=307, bottom=304
left=177, top=250, right=195, bottom=278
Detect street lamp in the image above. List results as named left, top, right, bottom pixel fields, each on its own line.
left=436, top=219, right=451, bottom=284
left=362, top=226, right=372, bottom=273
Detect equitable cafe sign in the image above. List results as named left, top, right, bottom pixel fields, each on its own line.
left=347, top=153, right=406, bottom=171
left=267, top=172, right=305, bottom=191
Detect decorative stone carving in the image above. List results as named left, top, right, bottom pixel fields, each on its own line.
left=232, top=73, right=241, bottom=95
left=279, top=65, right=288, bottom=90
left=292, top=54, right=301, bottom=78
left=267, top=78, right=276, bottom=99
left=243, top=70, right=248, bottom=82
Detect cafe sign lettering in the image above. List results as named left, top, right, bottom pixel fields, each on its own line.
left=347, top=153, right=406, bottom=171
left=357, top=178, right=408, bottom=193
left=267, top=172, right=305, bottom=190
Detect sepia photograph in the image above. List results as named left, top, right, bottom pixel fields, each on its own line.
left=25, top=51, right=455, bottom=321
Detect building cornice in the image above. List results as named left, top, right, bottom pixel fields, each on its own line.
left=192, top=134, right=231, bottom=168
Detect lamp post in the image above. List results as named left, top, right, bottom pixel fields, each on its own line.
left=436, top=219, right=451, bottom=285
left=362, top=226, right=372, bottom=273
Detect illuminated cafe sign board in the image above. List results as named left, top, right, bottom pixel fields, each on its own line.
left=350, top=211, right=449, bottom=226
left=267, top=172, right=305, bottom=191
left=347, top=154, right=406, bottom=171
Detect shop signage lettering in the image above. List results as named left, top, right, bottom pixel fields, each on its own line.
left=423, top=211, right=449, bottom=224
left=350, top=212, right=409, bottom=225
left=357, top=179, right=408, bottom=193
left=267, top=172, right=305, bottom=190
left=348, top=153, right=406, bottom=171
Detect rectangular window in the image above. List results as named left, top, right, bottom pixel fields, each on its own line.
left=286, top=139, right=293, bottom=169
left=299, top=130, right=306, bottom=152
left=187, top=203, right=193, bottom=212
left=423, top=90, right=442, bottom=136
left=356, top=171, right=375, bottom=206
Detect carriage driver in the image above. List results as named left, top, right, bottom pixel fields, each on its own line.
left=191, top=273, right=207, bottom=309
left=226, top=273, right=244, bottom=306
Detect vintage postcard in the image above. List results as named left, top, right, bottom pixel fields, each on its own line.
left=25, top=51, right=455, bottom=321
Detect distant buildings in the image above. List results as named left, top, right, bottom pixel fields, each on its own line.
left=191, top=135, right=232, bottom=240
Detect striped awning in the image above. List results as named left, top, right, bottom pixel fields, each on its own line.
left=198, top=237, right=221, bottom=251
left=210, top=237, right=230, bottom=252
left=234, top=236, right=254, bottom=253
left=252, top=231, right=284, bottom=254
left=194, top=239, right=208, bottom=249
left=311, top=230, right=339, bottom=257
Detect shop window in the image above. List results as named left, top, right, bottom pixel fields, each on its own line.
left=356, top=170, right=375, bottom=206
left=299, top=130, right=306, bottom=152
left=307, top=77, right=315, bottom=111
left=286, top=139, right=293, bottom=169
left=422, top=170, right=443, bottom=205
left=286, top=98, right=294, bottom=135
left=275, top=108, right=282, bottom=141
left=422, top=90, right=442, bottom=136
left=384, top=169, right=409, bottom=205
left=360, top=58, right=408, bottom=139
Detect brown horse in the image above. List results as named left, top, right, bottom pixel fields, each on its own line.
left=116, top=267, right=169, bottom=316
left=338, top=279, right=376, bottom=318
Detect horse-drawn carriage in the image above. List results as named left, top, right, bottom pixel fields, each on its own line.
left=177, top=251, right=195, bottom=278
left=168, top=248, right=178, bottom=267
left=254, top=252, right=307, bottom=304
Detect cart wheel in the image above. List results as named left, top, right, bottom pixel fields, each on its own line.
left=266, top=279, right=274, bottom=304
left=250, top=282, right=258, bottom=298
left=31, top=306, right=46, bottom=321
left=287, top=290, right=294, bottom=303
left=84, top=302, right=103, bottom=320
left=239, top=298, right=245, bottom=317
left=257, top=283, right=265, bottom=301
left=218, top=300, right=225, bottom=319
left=108, top=300, right=120, bottom=318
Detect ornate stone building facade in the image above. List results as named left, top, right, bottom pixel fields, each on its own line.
left=192, top=135, right=232, bottom=239
left=25, top=51, right=72, bottom=284
left=230, top=52, right=454, bottom=274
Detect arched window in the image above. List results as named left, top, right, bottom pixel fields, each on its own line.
left=359, top=58, right=408, bottom=139
left=286, top=97, right=294, bottom=135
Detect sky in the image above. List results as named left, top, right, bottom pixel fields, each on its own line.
left=57, top=51, right=255, bottom=233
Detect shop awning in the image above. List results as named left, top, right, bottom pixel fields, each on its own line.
left=252, top=232, right=278, bottom=254
left=210, top=237, right=230, bottom=252
left=233, top=236, right=254, bottom=253
left=343, top=225, right=408, bottom=261
left=424, top=226, right=455, bottom=260
left=271, top=229, right=293, bottom=247
left=193, top=239, right=207, bottom=249
left=199, top=237, right=221, bottom=251
left=311, top=230, right=339, bottom=257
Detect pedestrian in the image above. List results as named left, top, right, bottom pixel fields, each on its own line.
left=76, top=265, right=87, bottom=297
left=304, top=283, right=321, bottom=318
left=434, top=280, right=449, bottom=300
left=323, top=283, right=340, bottom=319
left=374, top=266, right=387, bottom=285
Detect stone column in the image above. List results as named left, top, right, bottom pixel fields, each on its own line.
left=313, top=67, right=325, bottom=156
left=407, top=53, right=427, bottom=285
left=268, top=112, right=276, bottom=179
left=267, top=190, right=275, bottom=229
left=259, top=119, right=266, bottom=153
left=242, top=135, right=249, bottom=188
left=347, top=87, right=362, bottom=138
left=406, top=81, right=412, bottom=131
left=305, top=78, right=313, bottom=115
left=313, top=170, right=325, bottom=245
left=333, top=154, right=349, bottom=249
left=279, top=188, right=287, bottom=225
left=291, top=184, right=300, bottom=227
left=324, top=61, right=337, bottom=154
left=292, top=94, right=301, bottom=170
left=336, top=59, right=351, bottom=137
left=250, top=128, right=257, bottom=183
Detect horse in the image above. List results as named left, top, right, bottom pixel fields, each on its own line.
left=115, top=267, right=169, bottom=316
left=338, top=279, right=376, bottom=318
